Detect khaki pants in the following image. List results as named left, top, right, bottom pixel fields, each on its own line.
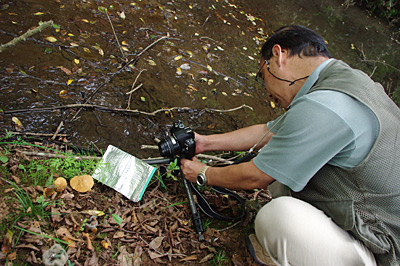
left=255, top=183, right=377, bottom=266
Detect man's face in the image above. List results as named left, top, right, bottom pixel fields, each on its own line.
left=257, top=58, right=292, bottom=109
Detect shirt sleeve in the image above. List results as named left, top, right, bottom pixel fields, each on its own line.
left=253, top=97, right=356, bottom=192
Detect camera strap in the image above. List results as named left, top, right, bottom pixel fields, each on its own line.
left=190, top=152, right=258, bottom=221
left=190, top=183, right=246, bottom=221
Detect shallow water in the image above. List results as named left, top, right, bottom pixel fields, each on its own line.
left=1, top=0, right=398, bottom=157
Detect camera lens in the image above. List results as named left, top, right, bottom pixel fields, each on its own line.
left=158, top=136, right=180, bottom=158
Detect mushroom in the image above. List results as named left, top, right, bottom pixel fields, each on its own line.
left=70, top=175, right=94, bottom=193
left=54, top=177, right=67, bottom=192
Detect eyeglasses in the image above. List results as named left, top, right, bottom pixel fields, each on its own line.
left=255, top=59, right=309, bottom=86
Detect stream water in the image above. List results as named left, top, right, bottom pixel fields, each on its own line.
left=1, top=0, right=399, bottom=158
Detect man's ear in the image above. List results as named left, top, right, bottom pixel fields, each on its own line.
left=272, top=44, right=284, bottom=67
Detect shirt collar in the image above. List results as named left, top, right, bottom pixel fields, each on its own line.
left=288, top=58, right=334, bottom=108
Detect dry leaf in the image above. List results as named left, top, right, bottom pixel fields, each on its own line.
left=70, top=175, right=94, bottom=193
left=11, top=117, right=22, bottom=127
left=180, top=254, right=197, bottom=261
left=149, top=236, right=164, bottom=250
left=82, top=232, right=93, bottom=251
left=1, top=229, right=13, bottom=253
left=43, top=187, right=55, bottom=198
left=101, top=240, right=110, bottom=249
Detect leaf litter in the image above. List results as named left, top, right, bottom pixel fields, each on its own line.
left=0, top=140, right=273, bottom=265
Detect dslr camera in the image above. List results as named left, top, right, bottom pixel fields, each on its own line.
left=158, top=121, right=196, bottom=159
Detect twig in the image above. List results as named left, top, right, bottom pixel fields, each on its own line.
left=126, top=83, right=143, bottom=95
left=127, top=69, right=147, bottom=109
left=104, top=11, right=125, bottom=59
left=51, top=120, right=64, bottom=140
left=217, top=220, right=242, bottom=232
left=4, top=103, right=253, bottom=116
left=6, top=132, right=67, bottom=137
left=15, top=150, right=102, bottom=160
left=69, top=34, right=169, bottom=122
left=0, top=20, right=53, bottom=53
left=362, top=59, right=400, bottom=72
left=202, top=15, right=211, bottom=27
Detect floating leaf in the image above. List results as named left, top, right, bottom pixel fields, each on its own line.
left=176, top=67, right=182, bottom=75
left=45, top=36, right=57, bottom=43
left=12, top=117, right=22, bottom=127
left=147, top=59, right=156, bottom=66
left=121, top=40, right=128, bottom=46
left=121, top=46, right=129, bottom=51
left=83, top=47, right=91, bottom=53
left=98, top=6, right=107, bottom=12
left=59, top=90, right=69, bottom=98
left=81, top=19, right=89, bottom=23
left=74, top=59, right=80, bottom=64
left=222, top=92, right=228, bottom=96
left=174, top=55, right=183, bottom=60
left=202, top=96, right=207, bottom=100
left=206, top=65, right=213, bottom=72
left=58, top=66, right=72, bottom=75
left=67, top=79, right=74, bottom=85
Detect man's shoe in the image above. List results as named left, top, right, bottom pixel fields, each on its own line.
left=246, top=234, right=275, bottom=266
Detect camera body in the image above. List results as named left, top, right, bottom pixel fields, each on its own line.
left=158, top=121, right=196, bottom=159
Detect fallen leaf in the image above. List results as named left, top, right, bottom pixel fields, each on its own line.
left=12, top=117, right=22, bottom=127
left=45, top=36, right=57, bottom=43
left=101, top=240, right=110, bottom=249
left=149, top=236, right=164, bottom=250
left=119, top=11, right=126, bottom=19
left=180, top=255, right=197, bottom=261
left=82, top=232, right=93, bottom=250
left=34, top=12, right=44, bottom=15
left=1, top=229, right=13, bottom=253
left=67, top=79, right=74, bottom=85
left=74, top=59, right=80, bottom=64
left=58, top=66, right=72, bottom=75
left=81, top=210, right=105, bottom=216
left=174, top=55, right=182, bottom=60
left=59, top=90, right=69, bottom=98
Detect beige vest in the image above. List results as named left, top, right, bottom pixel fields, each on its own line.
left=292, top=60, right=400, bottom=265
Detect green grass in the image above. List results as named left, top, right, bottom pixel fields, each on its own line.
left=5, top=180, right=56, bottom=225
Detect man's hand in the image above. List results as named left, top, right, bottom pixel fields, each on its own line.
left=180, top=157, right=205, bottom=183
